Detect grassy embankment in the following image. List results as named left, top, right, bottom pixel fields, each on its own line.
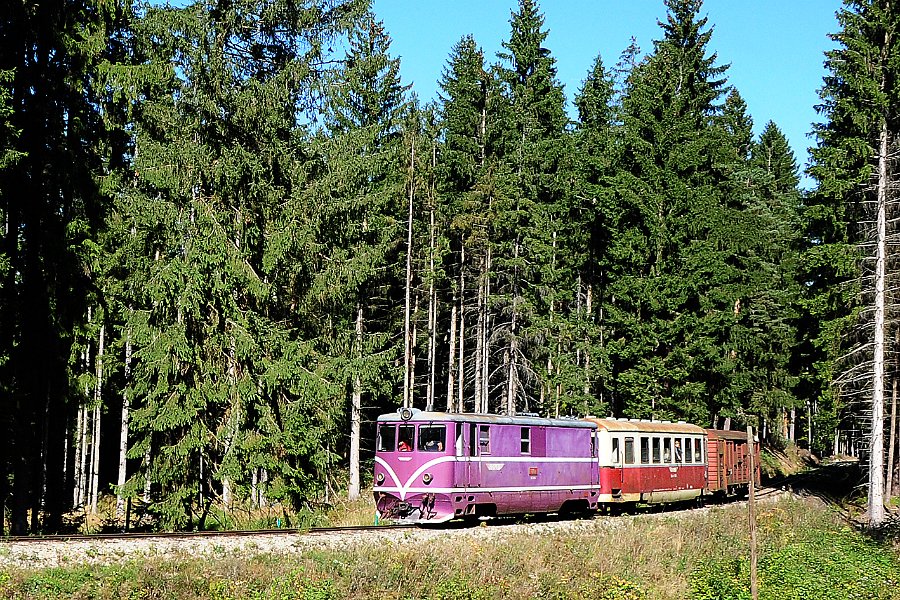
left=1, top=495, right=898, bottom=600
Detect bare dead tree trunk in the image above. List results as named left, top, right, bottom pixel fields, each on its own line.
left=506, top=239, right=520, bottom=416
left=403, top=140, right=415, bottom=409
left=474, top=258, right=484, bottom=412
left=482, top=246, right=491, bottom=413
left=90, top=324, right=105, bottom=514
left=115, top=327, right=132, bottom=520
left=458, top=245, right=466, bottom=413
left=349, top=304, right=363, bottom=500
left=870, top=118, right=889, bottom=527
left=411, top=294, right=418, bottom=407
left=447, top=299, right=457, bottom=412
left=426, top=206, right=437, bottom=412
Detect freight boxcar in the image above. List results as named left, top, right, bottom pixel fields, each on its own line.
left=705, top=429, right=761, bottom=496
left=373, top=409, right=599, bottom=523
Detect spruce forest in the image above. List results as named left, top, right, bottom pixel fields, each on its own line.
left=1, top=0, right=899, bottom=534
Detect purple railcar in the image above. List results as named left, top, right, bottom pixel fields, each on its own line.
left=373, top=409, right=599, bottom=523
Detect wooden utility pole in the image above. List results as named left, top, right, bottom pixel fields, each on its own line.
left=747, top=425, right=758, bottom=600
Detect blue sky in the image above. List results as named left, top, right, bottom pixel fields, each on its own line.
left=372, top=0, right=843, bottom=189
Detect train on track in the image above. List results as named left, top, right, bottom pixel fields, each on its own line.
left=373, top=408, right=759, bottom=523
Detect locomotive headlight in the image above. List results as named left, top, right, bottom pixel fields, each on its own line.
left=376, top=473, right=385, bottom=484
left=422, top=473, right=433, bottom=484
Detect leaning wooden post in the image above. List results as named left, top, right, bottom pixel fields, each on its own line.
left=747, top=424, right=758, bottom=600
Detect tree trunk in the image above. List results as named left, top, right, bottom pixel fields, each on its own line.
left=115, top=328, right=132, bottom=520
left=348, top=304, right=363, bottom=500
left=457, top=245, right=466, bottom=413
left=482, top=246, right=491, bottom=413
left=474, top=258, right=484, bottom=413
left=89, top=324, right=104, bottom=514
left=426, top=206, right=437, bottom=412
left=403, top=140, right=415, bottom=409
left=447, top=299, right=457, bottom=412
left=869, top=117, right=889, bottom=527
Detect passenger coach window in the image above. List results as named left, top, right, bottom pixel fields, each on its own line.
left=674, top=439, right=683, bottom=463
left=663, top=438, right=672, bottom=462
left=611, top=438, right=620, bottom=463
left=695, top=439, right=703, bottom=463
left=521, top=428, right=531, bottom=454
left=685, top=438, right=693, bottom=463
left=398, top=425, right=415, bottom=452
left=418, top=425, right=446, bottom=452
left=641, top=438, right=649, bottom=464
left=479, top=426, right=491, bottom=454
left=377, top=424, right=396, bottom=452
left=624, top=437, right=635, bottom=464
left=652, top=438, right=661, bottom=463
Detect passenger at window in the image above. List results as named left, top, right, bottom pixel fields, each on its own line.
left=674, top=439, right=683, bottom=463
left=398, top=440, right=412, bottom=452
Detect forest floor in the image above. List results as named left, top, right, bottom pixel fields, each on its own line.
left=1, top=490, right=898, bottom=600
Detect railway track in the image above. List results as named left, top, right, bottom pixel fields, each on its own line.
left=0, top=523, right=416, bottom=544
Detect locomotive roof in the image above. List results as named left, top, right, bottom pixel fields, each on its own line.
left=585, top=417, right=706, bottom=435
left=377, top=409, right=597, bottom=429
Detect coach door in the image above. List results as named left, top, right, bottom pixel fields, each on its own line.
left=465, top=423, right=481, bottom=488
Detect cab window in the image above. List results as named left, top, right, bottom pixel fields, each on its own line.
left=377, top=424, right=396, bottom=452
left=695, top=438, right=703, bottom=462
left=520, top=428, right=531, bottom=454
left=398, top=425, right=415, bottom=452
left=418, top=425, right=446, bottom=452
left=479, top=425, right=491, bottom=454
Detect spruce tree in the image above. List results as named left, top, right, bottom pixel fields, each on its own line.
left=494, top=0, right=575, bottom=415
left=605, top=0, right=731, bottom=425
left=805, top=0, right=900, bottom=525
left=0, top=0, right=126, bottom=534
left=313, top=15, right=409, bottom=498
left=111, top=0, right=366, bottom=528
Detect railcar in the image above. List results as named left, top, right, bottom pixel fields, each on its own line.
left=586, top=418, right=708, bottom=506
left=373, top=408, right=598, bottom=523
left=705, top=428, right=761, bottom=495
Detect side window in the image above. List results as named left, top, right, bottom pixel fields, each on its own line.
left=663, top=438, right=672, bottom=463
left=469, top=423, right=477, bottom=457
left=640, top=437, right=650, bottom=464
left=611, top=438, right=620, bottom=464
left=624, top=437, right=635, bottom=465
left=479, top=425, right=491, bottom=455
left=398, top=425, right=415, bottom=452
left=377, top=424, right=396, bottom=452
left=652, top=437, right=661, bottom=464
left=521, top=427, right=531, bottom=454
left=418, top=425, right=446, bottom=452
left=455, top=423, right=464, bottom=456
left=685, top=438, right=693, bottom=463
left=695, top=438, right=703, bottom=463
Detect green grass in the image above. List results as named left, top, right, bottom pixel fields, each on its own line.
left=1, top=497, right=897, bottom=599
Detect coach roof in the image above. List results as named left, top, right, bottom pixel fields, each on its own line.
left=585, top=417, right=706, bottom=435
left=377, top=409, right=597, bottom=429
